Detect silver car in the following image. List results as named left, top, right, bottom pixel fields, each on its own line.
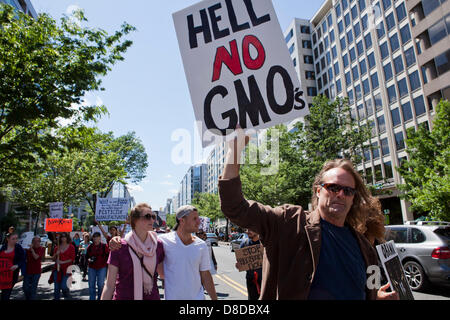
left=206, top=233, right=219, bottom=246
left=230, top=233, right=248, bottom=252
left=385, top=221, right=450, bottom=291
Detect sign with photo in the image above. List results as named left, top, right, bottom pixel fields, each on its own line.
left=173, top=0, right=308, bottom=147
left=376, top=240, right=414, bottom=300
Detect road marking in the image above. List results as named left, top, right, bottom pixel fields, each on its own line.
left=215, top=274, right=248, bottom=297
left=220, top=274, right=248, bottom=291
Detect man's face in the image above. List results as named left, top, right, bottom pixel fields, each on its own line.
left=316, top=168, right=356, bottom=223
left=32, top=237, right=40, bottom=248
left=246, top=229, right=257, bottom=239
left=181, top=210, right=200, bottom=233
left=93, top=236, right=101, bottom=245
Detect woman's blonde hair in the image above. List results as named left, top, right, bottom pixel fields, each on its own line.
left=311, top=159, right=385, bottom=239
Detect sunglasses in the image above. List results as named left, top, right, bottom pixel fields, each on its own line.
left=140, top=213, right=157, bottom=220
left=321, top=183, right=356, bottom=197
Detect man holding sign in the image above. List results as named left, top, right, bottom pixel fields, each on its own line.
left=173, top=0, right=308, bottom=147
left=234, top=228, right=262, bottom=300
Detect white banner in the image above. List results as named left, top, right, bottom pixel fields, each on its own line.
left=95, top=198, right=130, bottom=222
left=173, top=0, right=308, bottom=147
left=49, top=202, right=63, bottom=219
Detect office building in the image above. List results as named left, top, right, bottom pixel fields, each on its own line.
left=0, top=0, right=37, bottom=17
left=178, top=164, right=208, bottom=206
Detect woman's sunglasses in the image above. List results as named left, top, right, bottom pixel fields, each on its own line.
left=321, top=183, right=356, bottom=197
left=141, top=213, right=157, bottom=220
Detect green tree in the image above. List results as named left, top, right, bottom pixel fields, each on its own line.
left=241, top=95, right=372, bottom=208
left=191, top=192, right=223, bottom=222
left=0, top=4, right=135, bottom=184
left=396, top=100, right=450, bottom=221
left=166, top=214, right=176, bottom=229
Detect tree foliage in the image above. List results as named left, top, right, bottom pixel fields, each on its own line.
left=241, top=95, right=372, bottom=208
left=396, top=100, right=449, bottom=221
left=191, top=192, right=223, bottom=222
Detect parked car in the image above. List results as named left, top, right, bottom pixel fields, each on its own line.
left=385, top=221, right=450, bottom=291
left=230, top=233, right=248, bottom=252
left=206, top=233, right=219, bottom=246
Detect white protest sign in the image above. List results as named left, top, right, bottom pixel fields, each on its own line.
left=199, top=216, right=210, bottom=232
left=49, top=202, right=63, bottom=219
left=173, top=0, right=308, bottom=147
left=95, top=198, right=130, bottom=222
left=376, top=240, right=414, bottom=300
left=91, top=226, right=108, bottom=244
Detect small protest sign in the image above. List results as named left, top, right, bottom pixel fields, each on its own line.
left=199, top=216, right=210, bottom=233
left=234, top=244, right=263, bottom=272
left=0, top=258, right=13, bottom=289
left=376, top=240, right=414, bottom=300
left=45, top=219, right=73, bottom=232
left=49, top=202, right=64, bottom=219
left=95, top=198, right=130, bottom=222
left=173, top=0, right=308, bottom=147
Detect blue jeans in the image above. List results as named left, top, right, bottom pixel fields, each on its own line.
left=88, top=267, right=106, bottom=300
left=23, top=274, right=41, bottom=300
left=53, top=271, right=70, bottom=300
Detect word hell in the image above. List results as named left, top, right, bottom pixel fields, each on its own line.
left=187, top=0, right=271, bottom=49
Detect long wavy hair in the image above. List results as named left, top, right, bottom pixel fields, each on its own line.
left=310, top=159, right=385, bottom=240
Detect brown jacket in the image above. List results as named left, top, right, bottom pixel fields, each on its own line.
left=219, top=176, right=379, bottom=300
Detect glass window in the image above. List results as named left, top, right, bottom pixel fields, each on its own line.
left=328, top=68, right=334, bottom=81
left=422, top=0, right=441, bottom=17
left=429, top=19, right=447, bottom=46
left=384, top=63, right=393, bottom=81
left=323, top=73, right=328, bottom=85
left=390, top=34, right=400, bottom=52
left=285, top=29, right=294, bottom=43
left=350, top=47, right=356, bottom=62
left=398, top=78, right=408, bottom=98
left=391, top=108, right=401, bottom=126
left=351, top=5, right=358, bottom=20
left=303, top=40, right=312, bottom=49
left=354, top=22, right=361, bottom=38
left=332, top=45, right=338, bottom=59
left=413, top=95, right=426, bottom=116
left=343, top=53, right=349, bottom=68
left=338, top=20, right=344, bottom=34
left=343, top=0, right=348, bottom=11
left=409, top=70, right=421, bottom=91
left=386, top=12, right=395, bottom=31
left=328, top=14, right=333, bottom=28
left=293, top=58, right=297, bottom=67
left=395, top=131, right=405, bottom=150
left=348, top=89, right=354, bottom=104
left=372, top=142, right=380, bottom=159
left=316, top=62, right=321, bottom=73
left=363, top=79, right=370, bottom=95
left=366, top=98, right=374, bottom=116
left=371, top=72, right=379, bottom=89
left=411, top=228, right=426, bottom=243
left=368, top=52, right=376, bottom=69
left=396, top=3, right=407, bottom=22
left=382, top=0, right=391, bottom=11
left=334, top=62, right=340, bottom=76
left=377, top=22, right=386, bottom=39
left=347, top=30, right=354, bottom=44
left=357, top=103, right=365, bottom=119
left=358, top=0, right=366, bottom=12
left=321, top=57, right=326, bottom=70
left=325, top=36, right=329, bottom=49
left=401, top=101, right=413, bottom=122
left=330, top=83, right=336, bottom=99
left=400, top=25, right=411, bottom=44
left=378, top=115, right=386, bottom=133
left=384, top=161, right=393, bottom=179
left=289, top=43, right=295, bottom=54
left=304, top=55, right=314, bottom=64
left=314, top=48, right=319, bottom=59
left=375, top=164, right=383, bottom=181
left=345, top=12, right=351, bottom=27
left=365, top=167, right=373, bottom=184
left=340, top=37, right=346, bottom=50
left=301, top=25, right=311, bottom=34
left=375, top=93, right=383, bottom=111
left=364, top=33, right=372, bottom=49
left=394, top=56, right=404, bottom=73
left=307, top=87, right=317, bottom=96
left=345, top=71, right=352, bottom=85
left=385, top=228, right=408, bottom=243
left=360, top=59, right=367, bottom=75
left=405, top=47, right=416, bottom=67
left=352, top=65, right=359, bottom=80
left=326, top=52, right=331, bottom=65
left=336, top=3, right=342, bottom=17
left=435, top=49, right=450, bottom=76
left=313, top=33, right=317, bottom=45
left=363, top=146, right=371, bottom=161
left=387, top=84, right=397, bottom=104
left=380, top=42, right=389, bottom=60
left=357, top=40, right=364, bottom=56
left=355, top=84, right=362, bottom=100
left=361, top=14, right=368, bottom=31
left=318, top=27, right=322, bottom=39
left=330, top=29, right=336, bottom=43
left=336, top=79, right=342, bottom=93
left=381, top=137, right=390, bottom=155
left=305, top=71, right=315, bottom=80
left=322, top=21, right=327, bottom=33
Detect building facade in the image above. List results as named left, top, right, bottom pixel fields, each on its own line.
left=0, top=0, right=36, bottom=17
left=206, top=142, right=226, bottom=194
left=178, top=164, right=208, bottom=206
left=283, top=0, right=448, bottom=224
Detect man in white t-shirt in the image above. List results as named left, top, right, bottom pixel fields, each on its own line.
left=109, top=205, right=218, bottom=300
left=158, top=206, right=217, bottom=300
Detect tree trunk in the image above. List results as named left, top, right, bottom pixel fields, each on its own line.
left=33, top=211, right=40, bottom=235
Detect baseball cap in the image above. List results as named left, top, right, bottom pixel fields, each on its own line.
left=173, top=205, right=197, bottom=231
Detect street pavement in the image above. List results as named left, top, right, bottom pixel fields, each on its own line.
left=8, top=243, right=449, bottom=300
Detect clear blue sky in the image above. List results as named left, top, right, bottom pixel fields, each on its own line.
left=31, top=0, right=323, bottom=210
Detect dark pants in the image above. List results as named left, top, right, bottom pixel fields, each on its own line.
left=246, top=278, right=261, bottom=301
left=53, top=271, right=71, bottom=300
left=23, top=274, right=41, bottom=300
left=1, top=288, right=12, bottom=301
left=79, top=254, right=88, bottom=279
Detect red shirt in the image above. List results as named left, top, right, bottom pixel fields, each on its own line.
left=87, top=243, right=109, bottom=270
left=0, top=250, right=15, bottom=289
left=53, top=244, right=75, bottom=278
left=26, top=246, right=45, bottom=274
